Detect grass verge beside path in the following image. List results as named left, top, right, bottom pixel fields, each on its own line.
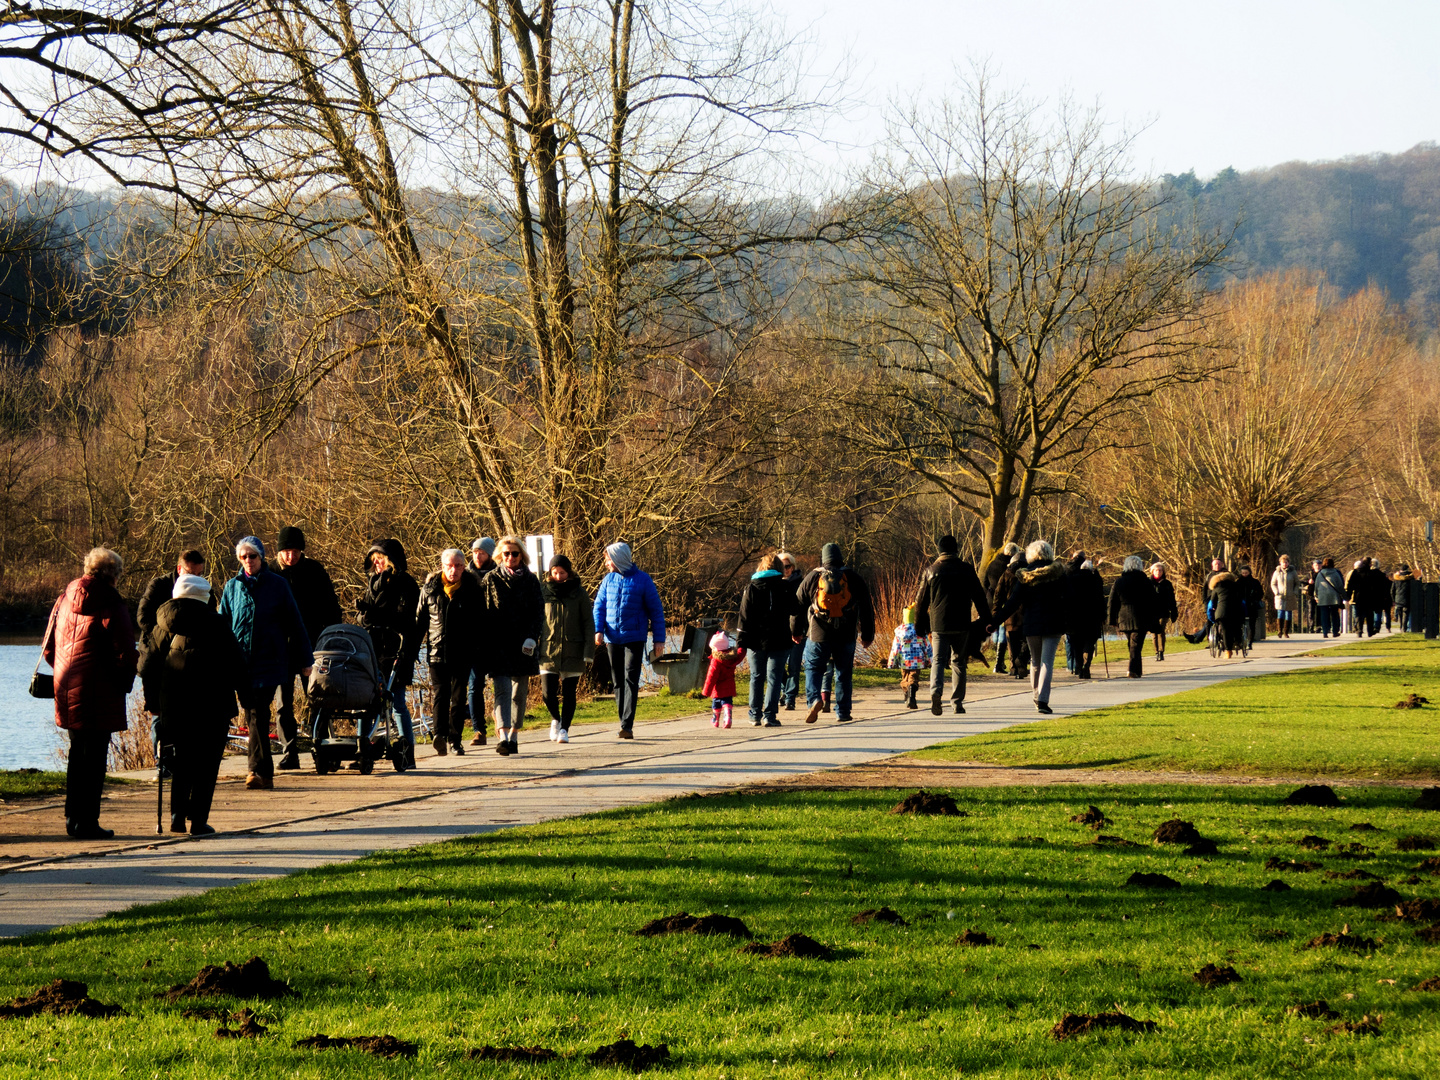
left=3, top=784, right=1439, bottom=1078
left=0, top=770, right=68, bottom=802
left=914, top=636, right=1440, bottom=780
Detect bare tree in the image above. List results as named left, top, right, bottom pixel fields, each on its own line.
left=822, top=71, right=1224, bottom=568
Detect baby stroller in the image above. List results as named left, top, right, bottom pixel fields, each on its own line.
left=307, top=624, right=408, bottom=774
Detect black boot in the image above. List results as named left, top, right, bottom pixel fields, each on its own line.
left=906, top=684, right=919, bottom=710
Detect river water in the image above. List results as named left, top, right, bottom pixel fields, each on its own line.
left=0, top=637, right=68, bottom=771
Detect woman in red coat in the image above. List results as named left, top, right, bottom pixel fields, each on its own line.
left=43, top=547, right=138, bottom=840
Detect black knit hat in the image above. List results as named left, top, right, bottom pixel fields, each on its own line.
left=549, top=553, right=574, bottom=573
left=938, top=534, right=958, bottom=555
left=277, top=525, right=305, bottom=551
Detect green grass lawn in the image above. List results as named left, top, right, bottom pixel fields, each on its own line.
left=3, top=784, right=1439, bottom=1078
left=0, top=770, right=68, bottom=802
left=914, top=636, right=1440, bottom=780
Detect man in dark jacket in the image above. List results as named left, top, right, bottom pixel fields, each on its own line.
left=1108, top=555, right=1157, bottom=679
left=467, top=536, right=496, bottom=745
left=1066, top=556, right=1106, bottom=678
left=738, top=553, right=798, bottom=727
left=138, top=549, right=212, bottom=637
left=982, top=542, right=1021, bottom=673
left=219, top=536, right=313, bottom=790
left=141, top=574, right=245, bottom=835
left=410, top=548, right=485, bottom=759
left=912, top=535, right=991, bottom=715
left=271, top=525, right=343, bottom=770
left=1393, top=564, right=1416, bottom=633
left=792, top=542, right=875, bottom=725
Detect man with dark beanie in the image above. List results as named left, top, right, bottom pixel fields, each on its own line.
left=912, top=535, right=991, bottom=715
left=792, top=542, right=875, bottom=724
left=271, top=525, right=343, bottom=770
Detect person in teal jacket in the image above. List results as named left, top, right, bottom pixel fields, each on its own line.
left=592, top=541, right=665, bottom=739
left=219, top=536, right=312, bottom=789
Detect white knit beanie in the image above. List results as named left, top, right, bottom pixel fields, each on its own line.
left=173, top=573, right=212, bottom=603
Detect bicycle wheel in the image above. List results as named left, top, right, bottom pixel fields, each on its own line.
left=1241, top=621, right=1251, bottom=657
left=1208, top=623, right=1220, bottom=658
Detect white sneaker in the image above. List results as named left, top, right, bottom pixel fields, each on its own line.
left=558, top=729, right=569, bottom=743
left=549, top=719, right=559, bottom=742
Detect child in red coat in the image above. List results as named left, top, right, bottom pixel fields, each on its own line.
left=702, top=629, right=746, bottom=729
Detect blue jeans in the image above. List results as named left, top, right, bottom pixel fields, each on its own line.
left=783, top=639, right=806, bottom=705
left=363, top=684, right=414, bottom=745
left=748, top=648, right=787, bottom=723
left=804, top=638, right=855, bottom=718
left=467, top=668, right=487, bottom=736
left=1318, top=605, right=1340, bottom=636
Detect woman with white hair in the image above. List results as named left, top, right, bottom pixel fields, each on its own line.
left=43, top=547, right=139, bottom=840
left=990, top=539, right=1069, bottom=713
left=219, top=536, right=313, bottom=790
left=1109, top=555, right=1158, bottom=678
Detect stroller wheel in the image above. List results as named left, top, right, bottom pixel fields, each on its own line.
left=392, top=752, right=407, bottom=774
left=312, top=750, right=329, bottom=775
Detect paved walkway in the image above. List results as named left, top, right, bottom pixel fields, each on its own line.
left=0, top=631, right=1371, bottom=937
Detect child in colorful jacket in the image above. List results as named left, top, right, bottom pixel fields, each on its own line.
left=702, top=629, right=746, bottom=729
left=886, top=606, right=932, bottom=710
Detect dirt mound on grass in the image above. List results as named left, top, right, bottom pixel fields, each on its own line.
left=1393, top=898, right=1440, bottom=922
left=1416, top=924, right=1440, bottom=943
left=1285, top=785, right=1341, bottom=807
left=1299, top=834, right=1331, bottom=850
left=1288, top=1000, right=1340, bottom=1019
left=0, top=980, right=125, bottom=1019
left=1153, top=819, right=1204, bottom=844
left=1416, top=857, right=1440, bottom=874
left=1412, top=976, right=1440, bottom=991
left=164, top=957, right=293, bottom=1001
left=851, top=907, right=907, bottom=926
left=215, top=1010, right=268, bottom=1039
left=1324, top=869, right=1383, bottom=881
left=955, top=929, right=995, bottom=946
left=1307, top=926, right=1378, bottom=951
left=634, top=912, right=752, bottom=938
left=1050, top=1011, right=1157, bottom=1040
left=294, top=1034, right=417, bottom=1058
left=740, top=933, right=833, bottom=959
left=1088, top=834, right=1136, bottom=847
left=1398, top=836, right=1438, bottom=851
left=467, top=1046, right=559, bottom=1062
left=1261, top=879, right=1292, bottom=892
left=1334, top=884, right=1403, bottom=909
left=1126, top=872, right=1180, bottom=889
left=1414, top=788, right=1440, bottom=810
left=890, top=790, right=964, bottom=816
left=1350, top=823, right=1380, bottom=832
left=588, top=1039, right=670, bottom=1072
left=1192, top=963, right=1242, bottom=987
left=1325, top=1014, right=1382, bottom=1036
left=1069, top=805, right=1110, bottom=828
left=1265, top=857, right=1321, bottom=872
left=1331, top=842, right=1375, bottom=858
left=1395, top=694, right=1429, bottom=709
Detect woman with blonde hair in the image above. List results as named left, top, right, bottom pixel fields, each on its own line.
left=483, top=535, right=544, bottom=755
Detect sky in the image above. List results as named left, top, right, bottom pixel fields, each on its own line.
left=782, top=0, right=1440, bottom=179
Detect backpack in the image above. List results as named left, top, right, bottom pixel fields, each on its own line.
left=813, top=568, right=851, bottom=625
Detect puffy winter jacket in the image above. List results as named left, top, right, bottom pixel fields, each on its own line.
left=1207, top=571, right=1244, bottom=622
left=593, top=565, right=665, bottom=645
left=273, top=554, right=344, bottom=647
left=912, top=555, right=991, bottom=638
left=1066, top=567, right=1106, bottom=641
left=140, top=597, right=244, bottom=728
left=484, top=566, right=545, bottom=677
left=538, top=577, right=595, bottom=673
left=219, top=568, right=313, bottom=688
left=43, top=575, right=139, bottom=734
left=1108, top=569, right=1157, bottom=633
left=737, top=570, right=798, bottom=653
left=993, top=559, right=1070, bottom=638
left=701, top=645, right=746, bottom=699
left=1392, top=570, right=1416, bottom=609
left=791, top=565, right=876, bottom=644
left=410, top=570, right=485, bottom=668
left=356, top=539, right=420, bottom=685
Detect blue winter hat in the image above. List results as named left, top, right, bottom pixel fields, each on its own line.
left=236, top=535, right=265, bottom=559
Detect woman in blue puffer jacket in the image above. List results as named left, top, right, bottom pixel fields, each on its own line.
left=592, top=542, right=665, bottom=740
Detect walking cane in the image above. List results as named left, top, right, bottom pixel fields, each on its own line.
left=155, top=737, right=166, bottom=835
left=1100, top=634, right=1111, bottom=679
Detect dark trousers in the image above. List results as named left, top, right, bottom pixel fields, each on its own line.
left=1218, top=618, right=1243, bottom=652
left=168, top=722, right=228, bottom=827
left=783, top=639, right=806, bottom=705
left=1125, top=631, right=1145, bottom=677
left=64, top=728, right=111, bottom=826
left=1318, top=605, right=1340, bottom=636
left=930, top=631, right=969, bottom=706
left=467, top=667, right=488, bottom=736
left=1005, top=630, right=1030, bottom=675
left=243, top=685, right=281, bottom=778
left=607, top=641, right=646, bottom=731
left=429, top=660, right=470, bottom=747
left=1395, top=605, right=1410, bottom=634
left=542, top=673, right=579, bottom=729
left=275, top=676, right=305, bottom=758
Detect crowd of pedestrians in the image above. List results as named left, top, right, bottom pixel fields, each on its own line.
left=37, top=530, right=1422, bottom=840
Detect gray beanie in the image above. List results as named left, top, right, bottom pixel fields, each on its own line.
left=472, top=537, right=496, bottom=557
left=606, top=542, right=634, bottom=574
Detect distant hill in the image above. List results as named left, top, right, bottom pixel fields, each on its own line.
left=1165, top=143, right=1440, bottom=323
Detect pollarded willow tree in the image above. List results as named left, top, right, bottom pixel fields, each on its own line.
left=821, top=71, right=1226, bottom=568
left=0, top=0, right=836, bottom=568
left=1099, top=272, right=1402, bottom=592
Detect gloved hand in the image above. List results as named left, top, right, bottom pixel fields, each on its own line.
left=522, top=638, right=536, bottom=656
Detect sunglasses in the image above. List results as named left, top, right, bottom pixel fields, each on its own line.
left=500, top=549, right=524, bottom=558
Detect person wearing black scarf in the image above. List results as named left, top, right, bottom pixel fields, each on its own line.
left=537, top=554, right=595, bottom=743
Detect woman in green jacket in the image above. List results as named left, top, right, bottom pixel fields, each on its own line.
left=538, top=554, right=594, bottom=744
